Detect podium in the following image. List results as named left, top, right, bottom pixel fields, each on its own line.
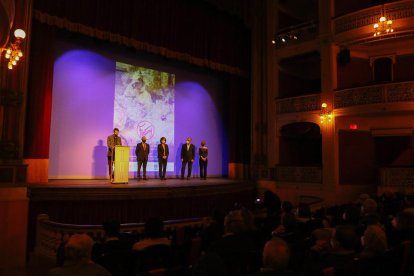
left=112, top=146, right=130, bottom=183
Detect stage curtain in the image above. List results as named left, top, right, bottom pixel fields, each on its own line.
left=25, top=0, right=251, bottom=162
left=24, top=21, right=55, bottom=158
left=32, top=0, right=250, bottom=76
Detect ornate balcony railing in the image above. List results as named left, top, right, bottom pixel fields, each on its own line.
left=275, top=166, right=322, bottom=184
left=334, top=81, right=414, bottom=108
left=380, top=167, right=414, bottom=187
left=276, top=93, right=321, bottom=114
left=333, top=0, right=414, bottom=44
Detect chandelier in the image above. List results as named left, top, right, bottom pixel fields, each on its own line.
left=373, top=14, right=393, bottom=37
left=2, top=29, right=26, bottom=70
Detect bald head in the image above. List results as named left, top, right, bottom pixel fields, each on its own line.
left=262, top=237, right=290, bottom=271
left=65, top=234, right=94, bottom=261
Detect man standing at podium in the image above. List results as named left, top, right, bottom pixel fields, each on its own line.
left=107, top=128, right=122, bottom=181
left=136, top=136, right=150, bottom=180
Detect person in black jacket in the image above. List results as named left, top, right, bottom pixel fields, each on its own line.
left=136, top=136, right=150, bottom=180
left=199, top=140, right=208, bottom=180
left=157, top=137, right=169, bottom=180
left=180, top=137, right=195, bottom=179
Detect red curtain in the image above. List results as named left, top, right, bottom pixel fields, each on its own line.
left=24, top=21, right=55, bottom=158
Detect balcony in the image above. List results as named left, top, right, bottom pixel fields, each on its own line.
left=276, top=93, right=321, bottom=114
left=334, top=81, right=414, bottom=109
left=274, top=165, right=322, bottom=184
left=333, top=0, right=414, bottom=45
left=379, top=166, right=414, bottom=190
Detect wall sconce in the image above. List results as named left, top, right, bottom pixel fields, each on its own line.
left=2, top=29, right=26, bottom=70
left=320, top=102, right=332, bottom=124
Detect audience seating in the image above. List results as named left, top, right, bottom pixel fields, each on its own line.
left=34, top=214, right=210, bottom=261
left=33, top=192, right=414, bottom=276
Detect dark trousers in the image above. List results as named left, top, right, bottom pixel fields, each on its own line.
left=181, top=160, right=193, bottom=178
left=158, top=158, right=167, bottom=179
left=199, top=159, right=208, bottom=179
left=138, top=160, right=147, bottom=178
left=107, top=156, right=113, bottom=178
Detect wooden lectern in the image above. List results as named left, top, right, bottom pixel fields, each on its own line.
left=112, top=146, right=130, bottom=183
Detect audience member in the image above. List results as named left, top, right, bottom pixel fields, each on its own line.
left=132, top=218, right=171, bottom=251
left=92, top=220, right=134, bottom=276
left=359, top=224, right=388, bottom=259
left=206, top=209, right=255, bottom=276
left=132, top=218, right=173, bottom=273
left=250, top=237, right=291, bottom=276
left=320, top=225, right=359, bottom=276
left=389, top=207, right=414, bottom=246
left=48, top=233, right=111, bottom=276
left=200, top=209, right=225, bottom=251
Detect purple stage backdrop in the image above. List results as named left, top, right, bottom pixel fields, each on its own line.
left=48, top=39, right=227, bottom=179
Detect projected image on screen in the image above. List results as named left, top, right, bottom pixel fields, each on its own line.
left=114, top=62, right=175, bottom=173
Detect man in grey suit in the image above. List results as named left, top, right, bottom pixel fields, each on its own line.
left=181, top=137, right=195, bottom=179
left=107, top=128, right=122, bottom=181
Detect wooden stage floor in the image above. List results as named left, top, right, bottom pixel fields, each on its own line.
left=27, top=177, right=254, bottom=201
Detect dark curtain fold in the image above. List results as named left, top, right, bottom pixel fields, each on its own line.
left=33, top=0, right=250, bottom=75
left=226, top=75, right=251, bottom=163
left=24, top=21, right=55, bottom=158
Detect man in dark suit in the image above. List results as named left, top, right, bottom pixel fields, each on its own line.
left=157, top=137, right=169, bottom=180
left=107, top=128, right=122, bottom=181
left=180, top=137, right=195, bottom=179
left=136, top=136, right=150, bottom=180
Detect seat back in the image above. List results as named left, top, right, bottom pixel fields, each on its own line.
left=135, top=244, right=174, bottom=274
left=322, top=266, right=335, bottom=276
left=187, top=237, right=202, bottom=266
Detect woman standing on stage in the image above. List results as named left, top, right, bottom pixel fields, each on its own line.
left=157, top=137, right=169, bottom=180
left=199, top=140, right=208, bottom=180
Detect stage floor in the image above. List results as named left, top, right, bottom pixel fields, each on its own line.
left=27, top=177, right=254, bottom=200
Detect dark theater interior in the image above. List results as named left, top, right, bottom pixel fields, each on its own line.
left=1, top=0, right=414, bottom=275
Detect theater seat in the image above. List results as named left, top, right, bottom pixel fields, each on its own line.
left=322, top=266, right=335, bottom=276
left=134, top=244, right=174, bottom=274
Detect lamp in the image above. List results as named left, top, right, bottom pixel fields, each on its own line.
left=320, top=102, right=332, bottom=124
left=2, top=29, right=26, bottom=70
left=373, top=7, right=394, bottom=37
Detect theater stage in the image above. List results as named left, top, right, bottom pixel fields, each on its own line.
left=28, top=177, right=254, bottom=201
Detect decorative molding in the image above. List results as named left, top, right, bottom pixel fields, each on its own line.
left=380, top=167, right=414, bottom=187
left=275, top=166, right=322, bottom=183
left=334, top=1, right=414, bottom=34
left=276, top=94, right=321, bottom=114
left=334, top=81, right=414, bottom=108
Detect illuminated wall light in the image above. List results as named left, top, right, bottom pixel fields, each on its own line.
left=349, top=124, right=358, bottom=130
left=320, top=102, right=333, bottom=124
left=1, top=29, right=26, bottom=70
